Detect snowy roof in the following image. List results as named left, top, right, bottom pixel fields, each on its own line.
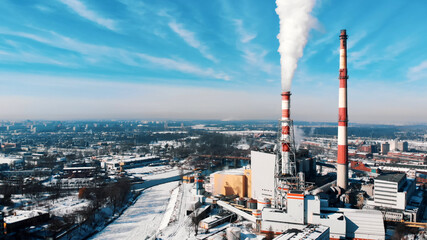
left=275, top=225, right=329, bottom=240
left=63, top=166, right=96, bottom=170
left=212, top=168, right=245, bottom=176
left=102, top=155, right=160, bottom=164
left=323, top=207, right=385, bottom=237
left=376, top=173, right=406, bottom=183
left=0, top=155, right=23, bottom=165
left=4, top=210, right=48, bottom=224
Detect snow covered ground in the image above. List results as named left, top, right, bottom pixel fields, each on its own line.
left=90, top=181, right=179, bottom=240
left=47, top=194, right=90, bottom=217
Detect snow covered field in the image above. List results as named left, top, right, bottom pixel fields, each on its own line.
left=90, top=181, right=179, bottom=240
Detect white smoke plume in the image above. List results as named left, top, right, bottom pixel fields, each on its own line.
left=276, top=0, right=317, bottom=91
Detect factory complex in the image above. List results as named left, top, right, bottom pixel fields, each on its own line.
left=174, top=30, right=426, bottom=240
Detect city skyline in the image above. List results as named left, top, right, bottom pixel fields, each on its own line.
left=0, top=0, right=426, bottom=124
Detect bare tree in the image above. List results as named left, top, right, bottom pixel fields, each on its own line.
left=190, top=214, right=201, bottom=236
left=265, top=226, right=274, bottom=240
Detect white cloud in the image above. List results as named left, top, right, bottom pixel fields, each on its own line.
left=233, top=19, right=257, bottom=43
left=347, top=31, right=366, bottom=50
left=59, top=0, right=117, bottom=31
left=0, top=29, right=230, bottom=81
left=407, top=60, right=427, bottom=82
left=34, top=5, right=53, bottom=13
left=168, top=21, right=217, bottom=62
left=242, top=48, right=278, bottom=75
left=230, top=19, right=278, bottom=76
left=349, top=40, right=411, bottom=69
left=136, top=53, right=230, bottom=81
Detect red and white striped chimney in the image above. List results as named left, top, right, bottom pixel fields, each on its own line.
left=281, top=91, right=291, bottom=175
left=337, top=29, right=348, bottom=190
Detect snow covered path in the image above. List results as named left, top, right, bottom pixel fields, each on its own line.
left=90, top=181, right=179, bottom=240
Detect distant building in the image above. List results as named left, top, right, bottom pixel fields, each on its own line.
left=390, top=139, right=398, bottom=151
left=102, top=155, right=161, bottom=171
left=380, top=142, right=389, bottom=155
left=398, top=141, right=409, bottom=152
left=389, top=139, right=408, bottom=152
left=358, top=144, right=374, bottom=153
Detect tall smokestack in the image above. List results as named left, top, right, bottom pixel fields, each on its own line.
left=337, top=29, right=348, bottom=190
left=281, top=91, right=291, bottom=175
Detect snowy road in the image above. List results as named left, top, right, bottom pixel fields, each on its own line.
left=90, top=181, right=179, bottom=240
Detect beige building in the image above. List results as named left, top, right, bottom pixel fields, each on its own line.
left=211, top=168, right=251, bottom=198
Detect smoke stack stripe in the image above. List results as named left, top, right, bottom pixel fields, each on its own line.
left=281, top=91, right=291, bottom=175
left=337, top=29, right=348, bottom=190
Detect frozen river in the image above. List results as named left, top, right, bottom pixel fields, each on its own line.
left=90, top=181, right=179, bottom=240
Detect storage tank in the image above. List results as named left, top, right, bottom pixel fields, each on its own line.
left=252, top=209, right=262, bottom=219
left=237, top=198, right=246, bottom=206
left=257, top=198, right=271, bottom=210
left=226, top=227, right=241, bottom=240
left=247, top=198, right=257, bottom=209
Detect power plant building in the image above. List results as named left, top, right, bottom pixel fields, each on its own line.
left=250, top=150, right=276, bottom=200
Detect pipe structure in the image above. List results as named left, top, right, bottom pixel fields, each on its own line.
left=281, top=91, right=291, bottom=175
left=337, top=29, right=348, bottom=190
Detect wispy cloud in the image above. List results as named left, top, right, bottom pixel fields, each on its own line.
left=168, top=21, right=217, bottom=62
left=59, top=0, right=117, bottom=31
left=136, top=53, right=229, bottom=81
left=231, top=19, right=278, bottom=76
left=233, top=19, right=257, bottom=43
left=34, top=5, right=53, bottom=13
left=0, top=50, right=72, bottom=66
left=349, top=40, right=411, bottom=69
left=407, top=60, right=427, bottom=82
left=242, top=48, right=278, bottom=75
left=0, top=28, right=230, bottom=80
left=348, top=31, right=366, bottom=50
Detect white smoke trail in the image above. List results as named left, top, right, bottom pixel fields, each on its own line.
left=276, top=0, right=317, bottom=91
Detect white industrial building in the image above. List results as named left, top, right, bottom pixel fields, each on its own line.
left=251, top=150, right=275, bottom=200
left=260, top=192, right=385, bottom=240
left=364, top=173, right=420, bottom=222
left=370, top=173, right=415, bottom=210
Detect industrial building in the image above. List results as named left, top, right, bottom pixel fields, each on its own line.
left=101, top=155, right=161, bottom=171
left=363, top=173, right=422, bottom=222
left=210, top=168, right=252, bottom=198
left=260, top=192, right=385, bottom=239
left=274, top=225, right=329, bottom=240
left=371, top=173, right=415, bottom=210
left=250, top=151, right=276, bottom=200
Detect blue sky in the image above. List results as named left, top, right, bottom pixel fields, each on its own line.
left=0, top=0, right=426, bottom=123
